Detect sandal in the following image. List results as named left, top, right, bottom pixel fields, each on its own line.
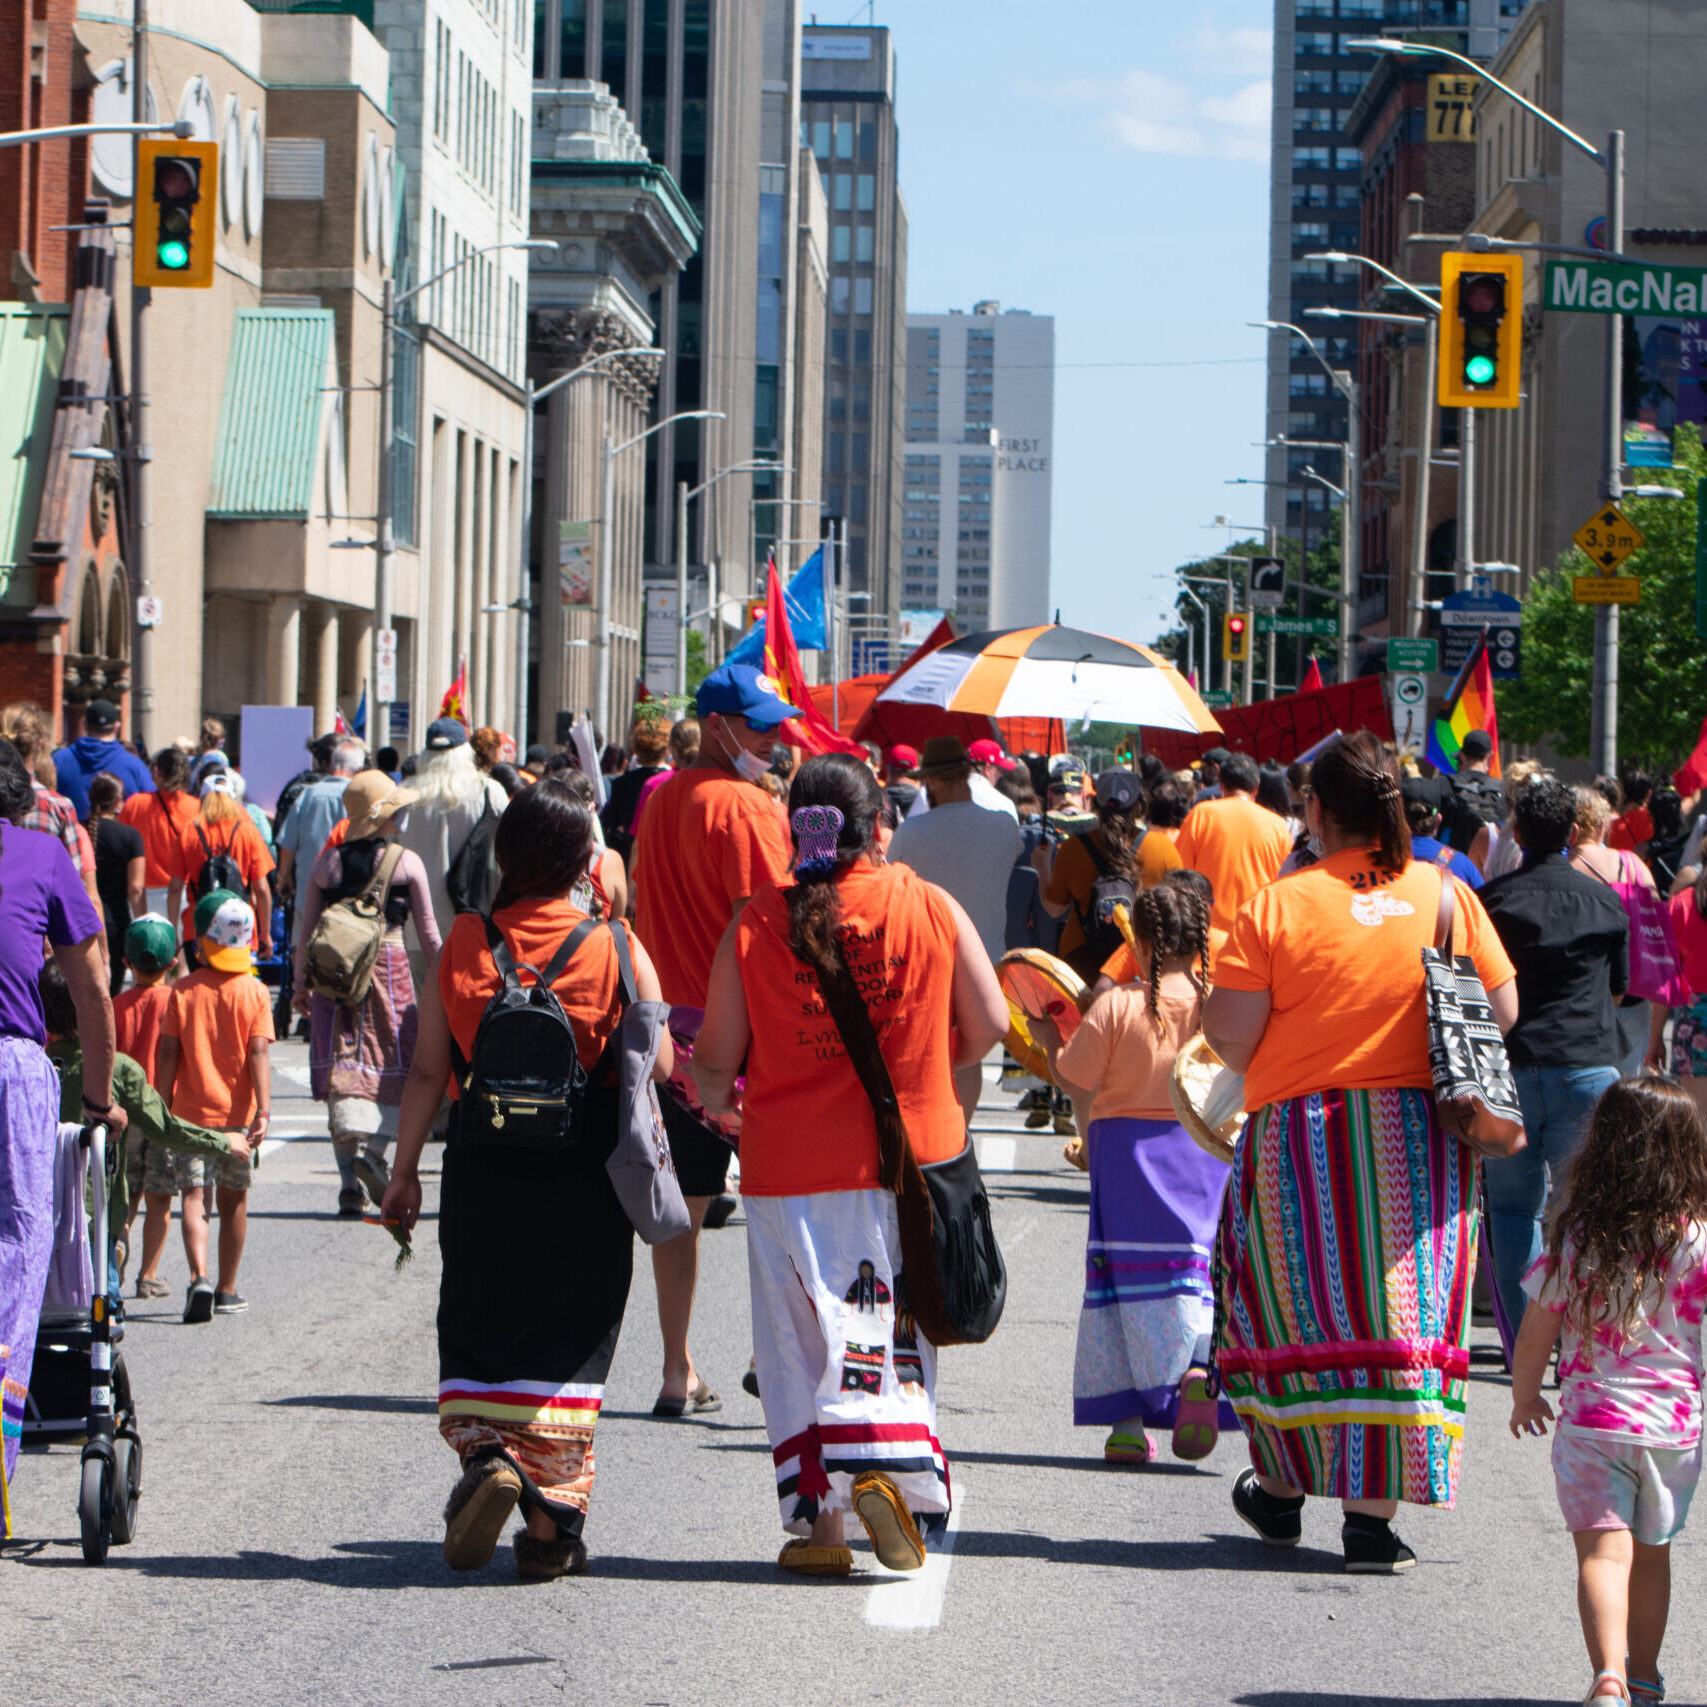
left=135, top=1275, right=170, bottom=1299
left=1171, top=1368, right=1219, bottom=1461
left=1628, top=1672, right=1664, bottom=1704
left=442, top=1454, right=523, bottom=1572
left=777, top=1537, right=852, bottom=1577
left=1582, top=1672, right=1631, bottom=1705
left=1104, top=1426, right=1158, bottom=1465
left=651, top=1378, right=722, bottom=1418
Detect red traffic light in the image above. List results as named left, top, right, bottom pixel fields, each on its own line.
left=1228, top=615, right=1247, bottom=633
left=154, top=157, right=200, bottom=201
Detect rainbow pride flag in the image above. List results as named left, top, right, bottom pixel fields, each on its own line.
left=1425, top=631, right=1501, bottom=777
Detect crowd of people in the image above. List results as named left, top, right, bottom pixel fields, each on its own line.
left=1, top=680, right=1704, bottom=1704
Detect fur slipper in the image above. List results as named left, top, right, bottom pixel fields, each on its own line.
left=513, top=1530, right=589, bottom=1581
left=442, top=1454, right=522, bottom=1572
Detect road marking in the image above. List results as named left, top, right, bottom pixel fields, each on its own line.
left=863, top=1478, right=966, bottom=1631
left=257, top=1129, right=325, bottom=1159
left=974, top=1136, right=1016, bottom=1172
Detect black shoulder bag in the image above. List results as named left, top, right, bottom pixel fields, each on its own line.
left=809, top=952, right=1006, bottom=1347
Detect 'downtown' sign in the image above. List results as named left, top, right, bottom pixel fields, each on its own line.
left=1545, top=260, right=1707, bottom=315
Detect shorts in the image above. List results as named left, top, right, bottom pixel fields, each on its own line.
left=140, top=1140, right=253, bottom=1195
left=1553, top=1429, right=1701, bottom=1546
left=1671, top=993, right=1707, bottom=1079
left=659, top=1092, right=731, bottom=1199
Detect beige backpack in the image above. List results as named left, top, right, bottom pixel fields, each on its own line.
left=302, top=844, right=406, bottom=1007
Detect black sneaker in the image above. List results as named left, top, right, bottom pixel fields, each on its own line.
left=352, top=1152, right=390, bottom=1208
left=337, top=1187, right=366, bottom=1220
left=702, top=1194, right=738, bottom=1230
left=183, top=1277, right=215, bottom=1324
left=213, top=1290, right=248, bottom=1315
left=1341, top=1514, right=1416, bottom=1574
left=1232, top=1467, right=1304, bottom=1546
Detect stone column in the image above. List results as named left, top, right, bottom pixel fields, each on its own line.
left=304, top=600, right=339, bottom=736
left=266, top=596, right=303, bottom=708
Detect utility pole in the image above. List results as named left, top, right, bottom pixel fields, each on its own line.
left=1591, top=130, right=1626, bottom=779
left=1338, top=369, right=1360, bottom=682
left=128, top=0, right=154, bottom=750
left=373, top=276, right=395, bottom=749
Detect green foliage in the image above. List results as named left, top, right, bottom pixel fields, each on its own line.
left=1499, top=424, right=1707, bottom=770
left=685, top=629, right=711, bottom=698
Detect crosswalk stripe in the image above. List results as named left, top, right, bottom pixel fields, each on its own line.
left=863, top=1478, right=966, bottom=1631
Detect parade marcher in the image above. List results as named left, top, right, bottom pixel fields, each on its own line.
left=692, top=753, right=1008, bottom=1576
left=158, top=891, right=272, bottom=1320
left=380, top=778, right=673, bottom=1581
left=1572, top=784, right=1661, bottom=1077
left=882, top=744, right=920, bottom=820
left=1205, top=731, right=1517, bottom=1573
left=1606, top=768, right=1654, bottom=857
left=293, top=771, right=439, bottom=1218
left=189, top=717, right=229, bottom=792
left=88, top=773, right=145, bottom=993
left=178, top=773, right=274, bottom=963
left=1173, top=751, right=1291, bottom=937
left=1509, top=1078, right=1707, bottom=1707
left=1645, top=787, right=1690, bottom=894
left=1193, top=747, right=1230, bottom=803
left=119, top=746, right=198, bottom=923
left=1401, top=777, right=1483, bottom=889
left=275, top=735, right=364, bottom=907
left=0, top=738, right=123, bottom=1503
left=601, top=712, right=670, bottom=870
left=1651, top=864, right=1707, bottom=1123
left=1035, top=882, right=1239, bottom=1466
left=397, top=719, right=509, bottom=950
left=1471, top=757, right=1542, bottom=880
left=1479, top=775, right=1629, bottom=1335
left=628, top=716, right=699, bottom=840
left=1443, top=728, right=1505, bottom=857
left=632, top=666, right=796, bottom=1415
left=52, top=697, right=154, bottom=818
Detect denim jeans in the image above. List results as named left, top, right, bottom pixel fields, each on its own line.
left=1483, top=1064, right=1620, bottom=1331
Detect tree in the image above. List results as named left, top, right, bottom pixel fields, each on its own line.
left=1499, top=424, right=1707, bottom=771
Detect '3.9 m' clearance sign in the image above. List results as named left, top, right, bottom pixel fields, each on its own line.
left=1545, top=260, right=1707, bottom=315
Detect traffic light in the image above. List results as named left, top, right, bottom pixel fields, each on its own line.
left=1438, top=251, right=1523, bottom=408
left=1223, top=610, right=1250, bottom=664
left=134, top=138, right=218, bottom=288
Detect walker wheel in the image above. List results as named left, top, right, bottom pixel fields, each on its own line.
left=79, top=1455, right=111, bottom=1565
left=110, top=1434, right=142, bottom=1545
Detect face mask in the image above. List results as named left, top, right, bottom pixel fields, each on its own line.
left=391, top=808, right=410, bottom=835
left=717, top=721, right=771, bottom=784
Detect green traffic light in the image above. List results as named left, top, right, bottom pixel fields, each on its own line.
left=157, top=240, right=190, bottom=270
left=1464, top=354, right=1496, bottom=385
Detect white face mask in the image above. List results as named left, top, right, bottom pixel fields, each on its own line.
left=717, top=721, right=771, bottom=785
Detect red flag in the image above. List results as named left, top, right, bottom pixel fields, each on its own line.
left=635, top=677, right=652, bottom=703
left=1299, top=657, right=1325, bottom=694
left=439, top=655, right=468, bottom=724
left=760, top=557, right=863, bottom=756
left=1676, top=714, right=1707, bottom=797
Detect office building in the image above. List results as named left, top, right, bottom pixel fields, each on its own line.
left=1264, top=0, right=1521, bottom=567
left=799, top=23, right=907, bottom=633
left=903, top=302, right=1054, bottom=631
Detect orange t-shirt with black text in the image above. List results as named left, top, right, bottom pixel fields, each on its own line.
left=162, top=968, right=274, bottom=1130
left=632, top=767, right=791, bottom=1007
left=113, top=980, right=171, bottom=1085
left=735, top=862, right=965, bottom=1195
left=119, top=788, right=198, bottom=887
left=1215, top=847, right=1515, bottom=1111
left=1174, top=795, right=1293, bottom=937
left=439, top=898, right=628, bottom=1090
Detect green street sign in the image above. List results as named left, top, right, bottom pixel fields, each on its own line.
left=1544, top=259, right=1707, bottom=316
left=1201, top=690, right=1235, bottom=708
left=1256, top=614, right=1338, bottom=637
left=1387, top=637, right=1439, bottom=672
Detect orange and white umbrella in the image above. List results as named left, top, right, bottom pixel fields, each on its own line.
left=875, top=623, right=1220, bottom=735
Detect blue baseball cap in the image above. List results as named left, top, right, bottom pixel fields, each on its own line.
left=695, top=663, right=802, bottom=733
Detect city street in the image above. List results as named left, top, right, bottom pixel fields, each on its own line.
left=7, top=1044, right=1696, bottom=1707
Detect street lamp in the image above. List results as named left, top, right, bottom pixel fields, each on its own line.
left=1252, top=320, right=1359, bottom=680
left=678, top=460, right=789, bottom=695
left=517, top=345, right=661, bottom=745
left=597, top=409, right=725, bottom=738
left=0, top=118, right=193, bottom=148
left=370, top=237, right=558, bottom=749
left=1349, top=34, right=1628, bottom=774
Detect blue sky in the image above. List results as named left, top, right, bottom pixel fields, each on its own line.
left=885, top=0, right=1275, bottom=643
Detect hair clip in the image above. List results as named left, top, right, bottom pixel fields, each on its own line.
left=792, top=803, right=845, bottom=877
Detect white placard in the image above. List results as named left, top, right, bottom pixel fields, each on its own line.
left=239, top=704, right=315, bottom=813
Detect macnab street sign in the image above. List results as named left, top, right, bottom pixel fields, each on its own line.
left=1545, top=260, right=1707, bottom=315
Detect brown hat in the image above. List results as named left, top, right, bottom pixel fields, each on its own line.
left=342, top=770, right=419, bottom=836
left=914, top=736, right=973, bottom=778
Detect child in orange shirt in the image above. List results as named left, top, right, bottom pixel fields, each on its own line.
left=113, top=914, right=180, bottom=1296
left=158, top=891, right=273, bottom=1324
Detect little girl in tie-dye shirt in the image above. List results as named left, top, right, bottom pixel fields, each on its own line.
left=1509, top=1077, right=1707, bottom=1707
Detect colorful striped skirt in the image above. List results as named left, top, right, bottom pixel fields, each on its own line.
left=1215, top=1085, right=1476, bottom=1507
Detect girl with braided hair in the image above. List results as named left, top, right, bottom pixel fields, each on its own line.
left=1034, top=880, right=1238, bottom=1467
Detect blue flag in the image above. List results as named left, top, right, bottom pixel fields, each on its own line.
left=351, top=685, right=367, bottom=741
left=726, top=548, right=826, bottom=665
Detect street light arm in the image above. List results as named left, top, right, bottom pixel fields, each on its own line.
left=395, top=238, right=558, bottom=308
left=0, top=118, right=193, bottom=148
left=1249, top=320, right=1351, bottom=399
left=1306, top=307, right=1432, bottom=325
left=612, top=408, right=726, bottom=460
left=688, top=459, right=789, bottom=502
left=1344, top=38, right=1606, bottom=164
left=1302, top=251, right=1441, bottom=315
left=533, top=346, right=661, bottom=404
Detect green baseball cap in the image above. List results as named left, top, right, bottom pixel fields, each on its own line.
left=123, top=913, right=177, bottom=974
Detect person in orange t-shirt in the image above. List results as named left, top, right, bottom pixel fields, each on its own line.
left=1202, top=733, right=1517, bottom=1569
left=694, top=753, right=1007, bottom=1577
left=119, top=745, right=199, bottom=921
left=630, top=663, right=796, bottom=1414
left=379, top=779, right=673, bottom=1582
left=158, top=891, right=272, bottom=1322
left=177, top=776, right=274, bottom=957
left=1173, top=752, right=1293, bottom=937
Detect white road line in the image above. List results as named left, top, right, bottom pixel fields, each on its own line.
left=974, top=1136, right=1016, bottom=1172
left=257, top=1129, right=325, bottom=1159
left=863, top=1478, right=966, bottom=1631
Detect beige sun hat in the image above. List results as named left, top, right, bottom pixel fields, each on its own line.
left=342, top=770, right=419, bottom=836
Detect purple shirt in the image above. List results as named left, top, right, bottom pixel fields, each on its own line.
left=0, top=825, right=103, bottom=1043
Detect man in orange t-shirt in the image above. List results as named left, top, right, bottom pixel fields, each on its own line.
left=1173, top=752, right=1292, bottom=936
left=631, top=662, right=797, bottom=1413
left=120, top=746, right=199, bottom=921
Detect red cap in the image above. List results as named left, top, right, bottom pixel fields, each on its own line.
left=886, top=743, right=920, bottom=772
left=968, top=738, right=1016, bottom=770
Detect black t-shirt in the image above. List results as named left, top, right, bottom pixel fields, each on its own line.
left=602, top=765, right=668, bottom=858
left=885, top=779, right=919, bottom=819
left=1479, top=856, right=1631, bottom=1069
left=92, top=817, right=144, bottom=936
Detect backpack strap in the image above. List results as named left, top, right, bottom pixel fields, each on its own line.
left=360, top=842, right=406, bottom=910
left=606, top=918, right=639, bottom=1009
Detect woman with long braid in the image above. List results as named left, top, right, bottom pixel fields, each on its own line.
left=693, top=754, right=1007, bottom=1578
left=1034, top=882, right=1239, bottom=1467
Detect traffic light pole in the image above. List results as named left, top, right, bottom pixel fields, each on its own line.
left=1455, top=406, right=1475, bottom=592
left=128, top=0, right=154, bottom=751
left=1591, top=129, right=1626, bottom=780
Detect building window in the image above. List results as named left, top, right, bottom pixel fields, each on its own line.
left=835, top=119, right=853, bottom=159
left=832, top=276, right=850, bottom=312
left=1297, top=32, right=1334, bottom=54
left=852, top=433, right=868, bottom=472
left=1335, top=183, right=1361, bottom=208
left=830, top=328, right=847, bottom=362
left=1294, top=70, right=1333, bottom=95
left=1295, top=109, right=1337, bottom=134
left=855, top=225, right=873, bottom=263
left=832, top=225, right=850, bottom=262
left=853, top=329, right=870, bottom=364
left=856, top=173, right=874, bottom=211
left=1293, top=181, right=1329, bottom=208
left=1294, top=147, right=1331, bottom=170
left=833, top=174, right=851, bottom=211
left=852, top=381, right=869, bottom=421
left=854, top=277, right=872, bottom=315
left=1337, top=70, right=1368, bottom=95
left=848, top=484, right=866, bottom=522
left=828, top=433, right=845, bottom=472
left=1335, top=148, right=1362, bottom=170
left=858, top=121, right=877, bottom=161
left=813, top=120, right=830, bottom=156
left=1293, top=222, right=1329, bottom=245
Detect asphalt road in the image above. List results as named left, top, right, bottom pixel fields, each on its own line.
left=5, top=1041, right=1701, bottom=1706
